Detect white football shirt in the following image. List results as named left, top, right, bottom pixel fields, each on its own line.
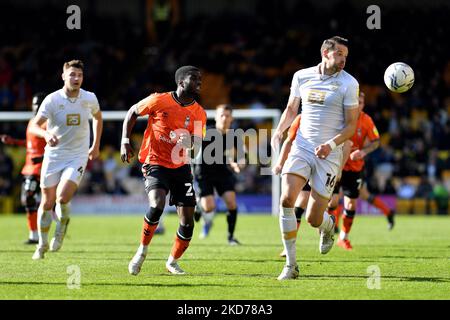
left=290, top=63, right=359, bottom=154
left=37, top=88, right=100, bottom=160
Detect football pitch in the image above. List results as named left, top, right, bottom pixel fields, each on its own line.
left=0, top=214, right=448, bottom=300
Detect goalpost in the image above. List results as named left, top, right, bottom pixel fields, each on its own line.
left=0, top=109, right=281, bottom=214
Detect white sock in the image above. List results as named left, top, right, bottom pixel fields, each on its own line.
left=340, top=231, right=348, bottom=240
left=29, top=230, right=38, bottom=240
left=137, top=244, right=148, bottom=256
left=279, top=207, right=297, bottom=267
left=167, top=255, right=177, bottom=265
left=38, top=209, right=52, bottom=247
left=55, top=202, right=70, bottom=223
left=54, top=202, right=70, bottom=236
left=202, top=210, right=215, bottom=224
left=318, top=211, right=333, bottom=232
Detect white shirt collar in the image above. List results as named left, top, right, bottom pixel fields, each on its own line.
left=60, top=88, right=81, bottom=100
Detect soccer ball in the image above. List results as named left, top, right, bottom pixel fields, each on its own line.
left=383, top=62, right=415, bottom=93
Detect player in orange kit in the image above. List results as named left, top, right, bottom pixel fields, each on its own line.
left=0, top=93, right=47, bottom=244
left=121, top=66, right=206, bottom=275
left=337, top=92, right=395, bottom=250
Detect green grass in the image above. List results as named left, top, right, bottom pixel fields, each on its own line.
left=0, top=214, right=449, bottom=300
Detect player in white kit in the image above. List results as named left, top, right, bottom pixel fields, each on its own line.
left=271, top=36, right=360, bottom=280
left=29, top=60, right=103, bottom=260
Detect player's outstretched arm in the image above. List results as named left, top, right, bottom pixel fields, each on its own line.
left=120, top=105, right=139, bottom=163
left=0, top=134, right=26, bottom=147
left=271, top=95, right=301, bottom=152
left=350, top=138, right=380, bottom=161
left=89, top=110, right=103, bottom=160
left=272, top=136, right=293, bottom=175
left=29, top=115, right=58, bottom=147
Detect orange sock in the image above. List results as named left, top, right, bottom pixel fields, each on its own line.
left=341, top=212, right=355, bottom=234
left=170, top=236, right=191, bottom=259
left=296, top=220, right=301, bottom=231
left=27, top=210, right=38, bottom=231
left=371, top=197, right=391, bottom=216
left=141, top=219, right=159, bottom=246
left=328, top=208, right=340, bottom=228
left=336, top=204, right=343, bottom=226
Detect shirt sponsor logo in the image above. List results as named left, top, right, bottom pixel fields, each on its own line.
left=66, top=114, right=80, bottom=126
left=307, top=89, right=326, bottom=105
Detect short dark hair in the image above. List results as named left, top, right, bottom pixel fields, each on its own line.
left=216, top=104, right=232, bottom=112
left=175, top=65, right=200, bottom=85
left=63, top=59, right=84, bottom=71
left=320, top=36, right=349, bottom=55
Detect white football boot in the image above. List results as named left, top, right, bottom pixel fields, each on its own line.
left=32, top=244, right=49, bottom=260
left=166, top=261, right=186, bottom=275
left=277, top=264, right=299, bottom=280
left=50, top=218, right=70, bottom=252
left=128, top=252, right=146, bottom=276
left=319, top=215, right=336, bottom=254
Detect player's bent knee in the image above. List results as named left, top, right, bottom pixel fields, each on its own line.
left=145, top=207, right=164, bottom=224
left=41, top=200, right=55, bottom=211
left=178, top=223, right=194, bottom=240
left=25, top=195, right=37, bottom=211
left=281, top=197, right=296, bottom=208
left=56, top=195, right=71, bottom=205
left=202, top=203, right=216, bottom=212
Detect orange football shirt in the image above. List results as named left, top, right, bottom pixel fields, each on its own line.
left=21, top=120, right=47, bottom=176
left=136, top=92, right=206, bottom=169
left=343, top=111, right=380, bottom=172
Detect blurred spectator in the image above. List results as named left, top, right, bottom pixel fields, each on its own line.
left=397, top=178, right=416, bottom=215
left=0, top=84, right=14, bottom=110
left=0, top=146, right=14, bottom=195
left=414, top=175, right=434, bottom=215
left=145, top=0, right=180, bottom=45
left=433, top=179, right=449, bottom=215
left=85, top=158, right=107, bottom=194
left=427, top=149, right=446, bottom=184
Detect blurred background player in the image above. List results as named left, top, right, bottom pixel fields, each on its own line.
left=193, top=104, right=246, bottom=245
left=122, top=66, right=206, bottom=275
left=29, top=60, right=103, bottom=259
left=337, top=92, right=395, bottom=250
left=273, top=114, right=352, bottom=257
left=271, top=36, right=359, bottom=280
left=0, top=92, right=47, bottom=244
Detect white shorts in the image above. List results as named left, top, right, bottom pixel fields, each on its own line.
left=282, top=147, right=342, bottom=199
left=40, top=156, right=88, bottom=188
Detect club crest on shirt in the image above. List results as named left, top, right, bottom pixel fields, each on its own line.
left=184, top=116, right=190, bottom=129
left=329, top=81, right=342, bottom=91
left=66, top=114, right=80, bottom=126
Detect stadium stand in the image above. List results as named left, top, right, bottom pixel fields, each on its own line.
left=0, top=0, right=449, bottom=214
